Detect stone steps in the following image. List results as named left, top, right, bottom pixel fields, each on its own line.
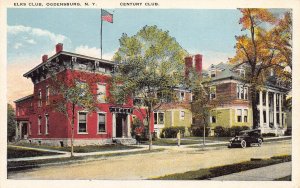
left=113, top=138, right=137, bottom=145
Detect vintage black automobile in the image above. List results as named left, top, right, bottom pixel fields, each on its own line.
left=228, top=129, right=263, bottom=148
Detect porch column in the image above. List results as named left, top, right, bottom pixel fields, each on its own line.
left=127, top=114, right=131, bottom=137
left=19, top=122, right=22, bottom=138
left=274, top=93, right=277, bottom=128
left=112, top=113, right=116, bottom=137
left=122, top=116, right=126, bottom=138
left=15, top=121, right=19, bottom=140
left=279, top=93, right=282, bottom=128
left=259, top=90, right=263, bottom=127
left=266, top=91, right=269, bottom=128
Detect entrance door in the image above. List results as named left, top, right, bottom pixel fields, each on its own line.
left=116, top=114, right=127, bottom=138
left=21, top=123, right=28, bottom=139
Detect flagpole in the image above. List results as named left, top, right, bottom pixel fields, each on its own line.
left=100, top=8, right=103, bottom=59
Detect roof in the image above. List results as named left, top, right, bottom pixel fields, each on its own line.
left=23, top=51, right=114, bottom=77
left=14, top=94, right=34, bottom=103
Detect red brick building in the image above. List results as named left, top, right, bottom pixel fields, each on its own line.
left=14, top=44, right=153, bottom=146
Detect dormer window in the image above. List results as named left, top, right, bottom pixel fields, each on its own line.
left=72, top=57, right=77, bottom=62
left=179, top=91, right=185, bottom=101
left=237, top=68, right=245, bottom=78
left=210, top=69, right=216, bottom=78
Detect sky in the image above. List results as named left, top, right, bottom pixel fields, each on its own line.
left=6, top=8, right=287, bottom=104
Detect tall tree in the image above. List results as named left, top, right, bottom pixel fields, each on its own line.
left=7, top=104, right=16, bottom=142
left=230, top=9, right=291, bottom=128
left=46, top=64, right=98, bottom=157
left=111, top=25, right=187, bottom=150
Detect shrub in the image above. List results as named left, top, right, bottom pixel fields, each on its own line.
left=285, top=128, right=292, bottom=136
left=161, top=126, right=185, bottom=138
left=191, top=126, right=210, bottom=137
left=214, top=126, right=230, bottom=137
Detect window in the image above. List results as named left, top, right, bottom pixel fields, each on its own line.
left=211, top=116, right=216, bottom=123
left=237, top=85, right=248, bottom=100
left=237, top=69, right=245, bottom=78
left=38, top=116, right=42, bottom=135
left=180, top=111, right=185, bottom=120
left=78, top=112, right=87, bottom=133
left=154, top=112, right=164, bottom=124
left=46, top=86, right=50, bottom=105
left=178, top=91, right=185, bottom=101
left=76, top=81, right=88, bottom=97
left=38, top=89, right=42, bottom=107
left=244, top=109, right=248, bottom=122
left=98, top=113, right=106, bottom=133
left=210, top=86, right=216, bottom=99
left=97, top=84, right=106, bottom=103
left=45, top=114, right=49, bottom=134
left=210, top=68, right=216, bottom=78
left=158, top=113, right=164, bottom=124
left=98, top=67, right=106, bottom=72
left=263, top=111, right=267, bottom=123
left=237, top=109, right=242, bottom=122
left=263, top=92, right=266, bottom=106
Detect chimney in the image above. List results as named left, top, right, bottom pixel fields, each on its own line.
left=194, top=54, right=202, bottom=76
left=56, top=43, right=63, bottom=53
left=185, top=56, right=193, bottom=78
left=42, top=55, right=48, bottom=63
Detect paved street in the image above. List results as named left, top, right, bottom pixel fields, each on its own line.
left=8, top=140, right=291, bottom=180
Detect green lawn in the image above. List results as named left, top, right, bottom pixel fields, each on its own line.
left=7, top=146, right=62, bottom=159
left=8, top=148, right=164, bottom=172
left=153, top=155, right=291, bottom=180
left=11, top=143, right=140, bottom=153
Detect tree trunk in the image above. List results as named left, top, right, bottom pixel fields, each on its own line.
left=202, top=124, right=206, bottom=150
left=148, top=105, right=152, bottom=151
left=251, top=85, right=259, bottom=129
left=71, top=103, right=75, bottom=157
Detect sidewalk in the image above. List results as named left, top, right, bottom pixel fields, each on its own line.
left=8, top=145, right=148, bottom=162
left=8, top=136, right=291, bottom=162
left=211, top=161, right=292, bottom=181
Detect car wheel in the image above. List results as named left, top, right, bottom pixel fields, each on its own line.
left=257, top=138, right=263, bottom=147
left=241, top=140, right=247, bottom=148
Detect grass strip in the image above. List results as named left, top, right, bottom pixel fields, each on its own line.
left=153, top=155, right=291, bottom=180
left=10, top=143, right=140, bottom=153
left=7, top=146, right=62, bottom=159
left=8, top=148, right=164, bottom=173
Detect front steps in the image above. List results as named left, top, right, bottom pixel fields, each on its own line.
left=113, top=138, right=137, bottom=145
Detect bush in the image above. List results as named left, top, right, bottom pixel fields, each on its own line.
left=191, top=126, right=210, bottom=137
left=214, top=126, right=250, bottom=137
left=262, top=133, right=276, bottom=137
left=214, top=126, right=230, bottom=137
left=285, top=128, right=292, bottom=136
left=161, top=126, right=185, bottom=138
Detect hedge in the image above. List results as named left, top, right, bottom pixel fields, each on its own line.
left=214, top=126, right=250, bottom=137
left=161, top=126, right=185, bottom=138
left=191, top=126, right=210, bottom=137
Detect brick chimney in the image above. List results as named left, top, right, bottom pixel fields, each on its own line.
left=56, top=43, right=63, bottom=53
left=185, top=56, right=193, bottom=78
left=194, top=54, right=202, bottom=76
left=42, top=55, right=48, bottom=62
left=185, top=54, right=202, bottom=78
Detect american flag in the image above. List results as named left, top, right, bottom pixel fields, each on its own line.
left=101, top=10, right=113, bottom=23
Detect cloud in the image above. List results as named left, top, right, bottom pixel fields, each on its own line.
left=26, top=39, right=36, bottom=44
left=14, top=43, right=23, bottom=49
left=75, top=45, right=115, bottom=60
left=8, top=25, right=69, bottom=45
